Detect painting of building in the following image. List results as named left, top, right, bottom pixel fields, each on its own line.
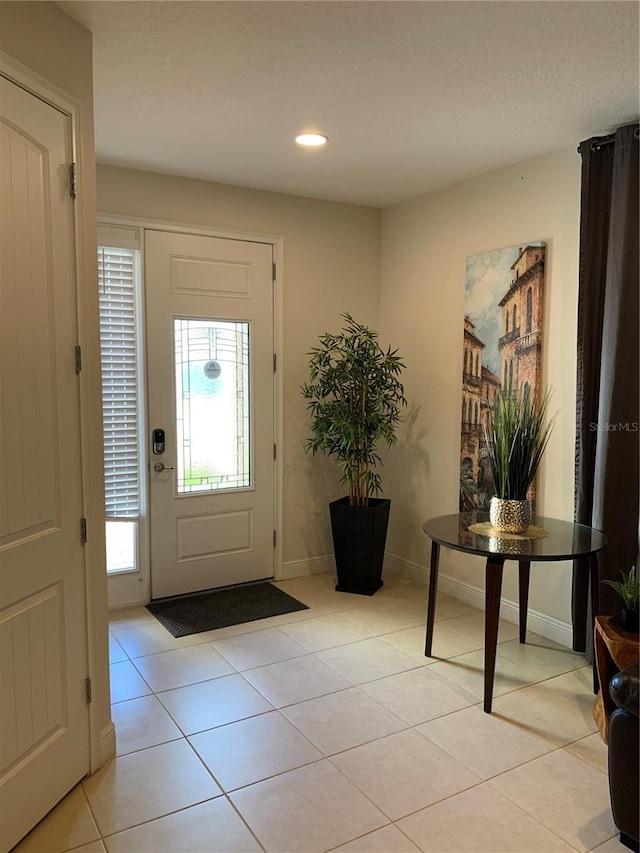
left=459, top=243, right=546, bottom=510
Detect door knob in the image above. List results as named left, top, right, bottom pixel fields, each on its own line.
left=153, top=461, right=175, bottom=473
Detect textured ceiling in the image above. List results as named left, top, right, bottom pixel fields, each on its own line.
left=60, top=1, right=639, bottom=207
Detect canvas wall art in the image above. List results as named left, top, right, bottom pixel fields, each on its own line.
left=459, top=242, right=546, bottom=511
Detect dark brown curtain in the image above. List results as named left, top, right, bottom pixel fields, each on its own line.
left=573, top=123, right=640, bottom=658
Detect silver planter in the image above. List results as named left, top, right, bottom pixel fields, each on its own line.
left=489, top=497, right=531, bottom=534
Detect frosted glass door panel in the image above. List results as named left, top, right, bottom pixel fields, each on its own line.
left=174, top=318, right=250, bottom=494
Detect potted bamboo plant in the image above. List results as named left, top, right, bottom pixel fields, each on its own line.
left=483, top=387, right=557, bottom=533
left=302, top=313, right=406, bottom=594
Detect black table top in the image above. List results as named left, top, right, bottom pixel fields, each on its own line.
left=423, top=512, right=608, bottom=560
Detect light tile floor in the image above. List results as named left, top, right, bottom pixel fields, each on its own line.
left=14, top=571, right=620, bottom=853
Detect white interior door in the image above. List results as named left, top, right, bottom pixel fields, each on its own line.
left=146, top=231, right=275, bottom=599
left=0, top=77, right=89, bottom=851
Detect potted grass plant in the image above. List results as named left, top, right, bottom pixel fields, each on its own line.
left=603, top=566, right=639, bottom=634
left=483, top=387, right=557, bottom=533
left=301, top=313, right=406, bottom=594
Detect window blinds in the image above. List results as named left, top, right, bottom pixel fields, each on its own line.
left=98, top=247, right=139, bottom=519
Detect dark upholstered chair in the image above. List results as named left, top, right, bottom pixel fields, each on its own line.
left=608, top=662, right=639, bottom=852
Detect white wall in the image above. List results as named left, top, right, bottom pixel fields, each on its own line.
left=380, top=146, right=581, bottom=640
left=0, top=2, right=112, bottom=765
left=96, top=165, right=381, bottom=569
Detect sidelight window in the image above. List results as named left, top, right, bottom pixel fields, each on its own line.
left=98, top=246, right=141, bottom=573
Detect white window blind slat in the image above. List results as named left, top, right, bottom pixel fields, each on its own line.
left=98, top=246, right=140, bottom=519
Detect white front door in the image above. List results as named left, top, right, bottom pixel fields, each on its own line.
left=145, top=231, right=275, bottom=599
left=0, top=77, right=89, bottom=850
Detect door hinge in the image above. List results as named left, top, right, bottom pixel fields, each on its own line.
left=80, top=517, right=87, bottom=544
left=273, top=530, right=277, bottom=548
left=273, top=443, right=277, bottom=461
left=75, top=345, right=82, bottom=374
left=69, top=163, right=77, bottom=199
left=272, top=262, right=276, bottom=282
left=85, top=677, right=92, bottom=704
left=273, top=353, right=277, bottom=373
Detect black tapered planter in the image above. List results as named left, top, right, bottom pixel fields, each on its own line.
left=330, top=497, right=391, bottom=595
left=621, top=607, right=639, bottom=634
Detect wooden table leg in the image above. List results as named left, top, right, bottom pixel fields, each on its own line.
left=518, top=561, right=530, bottom=644
left=484, top=556, right=505, bottom=713
left=425, top=541, right=440, bottom=656
left=589, top=552, right=600, bottom=693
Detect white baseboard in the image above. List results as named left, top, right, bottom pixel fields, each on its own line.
left=279, top=555, right=335, bottom=580
left=384, top=551, right=573, bottom=648
left=255, top=548, right=573, bottom=648
left=98, top=721, right=116, bottom=768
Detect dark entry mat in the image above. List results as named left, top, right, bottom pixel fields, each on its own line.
left=147, top=582, right=309, bottom=637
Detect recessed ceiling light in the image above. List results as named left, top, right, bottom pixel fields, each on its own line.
left=295, top=132, right=329, bottom=147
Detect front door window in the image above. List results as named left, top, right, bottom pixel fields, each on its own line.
left=174, top=318, right=251, bottom=495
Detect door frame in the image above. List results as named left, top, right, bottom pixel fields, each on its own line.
left=99, top=213, right=285, bottom=604
left=1, top=51, right=114, bottom=773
